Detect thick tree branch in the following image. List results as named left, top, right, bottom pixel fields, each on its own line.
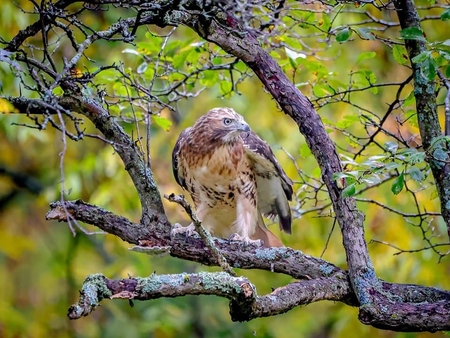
left=68, top=272, right=256, bottom=320
left=68, top=272, right=356, bottom=321
left=49, top=199, right=450, bottom=328
left=46, top=200, right=348, bottom=281
left=394, top=0, right=450, bottom=238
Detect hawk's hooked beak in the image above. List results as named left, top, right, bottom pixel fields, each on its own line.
left=237, top=122, right=250, bottom=134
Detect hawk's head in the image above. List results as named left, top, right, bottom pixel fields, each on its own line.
left=194, top=107, right=250, bottom=144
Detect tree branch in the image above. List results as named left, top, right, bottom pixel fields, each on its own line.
left=45, top=200, right=347, bottom=281
left=68, top=272, right=356, bottom=321
left=49, top=199, right=450, bottom=330
left=394, top=0, right=450, bottom=238
left=7, top=95, right=168, bottom=232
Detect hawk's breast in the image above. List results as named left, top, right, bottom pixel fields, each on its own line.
left=181, top=143, right=254, bottom=236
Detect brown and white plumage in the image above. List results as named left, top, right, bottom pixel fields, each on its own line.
left=172, top=107, right=293, bottom=247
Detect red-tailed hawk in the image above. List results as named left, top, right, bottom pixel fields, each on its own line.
left=172, top=107, right=293, bottom=247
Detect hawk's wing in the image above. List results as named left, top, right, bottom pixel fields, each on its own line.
left=241, top=131, right=293, bottom=234
left=172, top=127, right=191, bottom=190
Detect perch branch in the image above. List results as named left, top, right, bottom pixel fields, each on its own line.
left=46, top=200, right=347, bottom=281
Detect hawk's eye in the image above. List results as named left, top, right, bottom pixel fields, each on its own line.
left=223, top=118, right=232, bottom=126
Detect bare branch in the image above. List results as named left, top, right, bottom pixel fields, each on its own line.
left=67, top=272, right=356, bottom=322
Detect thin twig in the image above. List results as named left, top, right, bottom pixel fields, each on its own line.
left=164, top=193, right=236, bottom=276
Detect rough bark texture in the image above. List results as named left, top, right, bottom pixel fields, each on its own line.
left=3, top=0, right=450, bottom=332
left=394, top=0, right=450, bottom=238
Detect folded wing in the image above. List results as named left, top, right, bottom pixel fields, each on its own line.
left=241, top=131, right=293, bottom=234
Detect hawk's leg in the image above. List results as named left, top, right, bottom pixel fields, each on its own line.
left=170, top=222, right=197, bottom=239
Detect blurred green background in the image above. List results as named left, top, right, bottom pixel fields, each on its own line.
left=0, top=1, right=449, bottom=337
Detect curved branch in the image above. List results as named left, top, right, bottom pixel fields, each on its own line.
left=68, top=272, right=256, bottom=319
left=68, top=272, right=355, bottom=321
left=7, top=95, right=168, bottom=230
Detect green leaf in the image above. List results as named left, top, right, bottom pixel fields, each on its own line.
left=441, top=8, right=450, bottom=21
left=361, top=158, right=385, bottom=169
left=437, top=50, right=450, bottom=62
left=357, top=51, right=376, bottom=63
left=352, top=69, right=377, bottom=85
left=283, top=36, right=304, bottom=51
left=212, top=57, right=222, bottom=65
left=408, top=151, right=426, bottom=164
left=333, top=172, right=351, bottom=181
left=151, top=115, right=172, bottom=131
left=303, top=60, right=329, bottom=78
left=433, top=148, right=449, bottom=163
left=173, top=49, right=191, bottom=69
left=336, top=115, right=359, bottom=129
left=336, top=28, right=352, bottom=43
left=199, top=70, right=219, bottom=87
left=164, top=38, right=195, bottom=57
left=385, top=141, right=398, bottom=154
left=384, top=162, right=401, bottom=170
left=285, top=47, right=306, bottom=61
left=391, top=172, right=405, bottom=195
left=299, top=143, right=312, bottom=158
left=168, top=72, right=184, bottom=82
left=409, top=167, right=424, bottom=182
left=429, top=135, right=450, bottom=149
left=403, top=90, right=416, bottom=107
left=186, top=48, right=203, bottom=64
left=321, top=13, right=332, bottom=32
left=400, top=27, right=425, bottom=41
left=342, top=183, right=356, bottom=198
left=234, top=61, right=247, bottom=73
left=411, top=51, right=430, bottom=63
left=446, top=65, right=450, bottom=78
left=313, top=84, right=332, bottom=97
left=392, top=45, right=409, bottom=65
left=421, top=56, right=437, bottom=80
left=354, top=27, right=374, bottom=40
left=362, top=175, right=381, bottom=185
left=219, top=81, right=233, bottom=96
left=136, top=62, right=148, bottom=74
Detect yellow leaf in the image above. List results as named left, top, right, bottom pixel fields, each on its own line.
left=0, top=98, right=18, bottom=114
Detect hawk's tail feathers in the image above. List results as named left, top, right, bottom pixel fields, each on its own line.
left=253, top=213, right=284, bottom=247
